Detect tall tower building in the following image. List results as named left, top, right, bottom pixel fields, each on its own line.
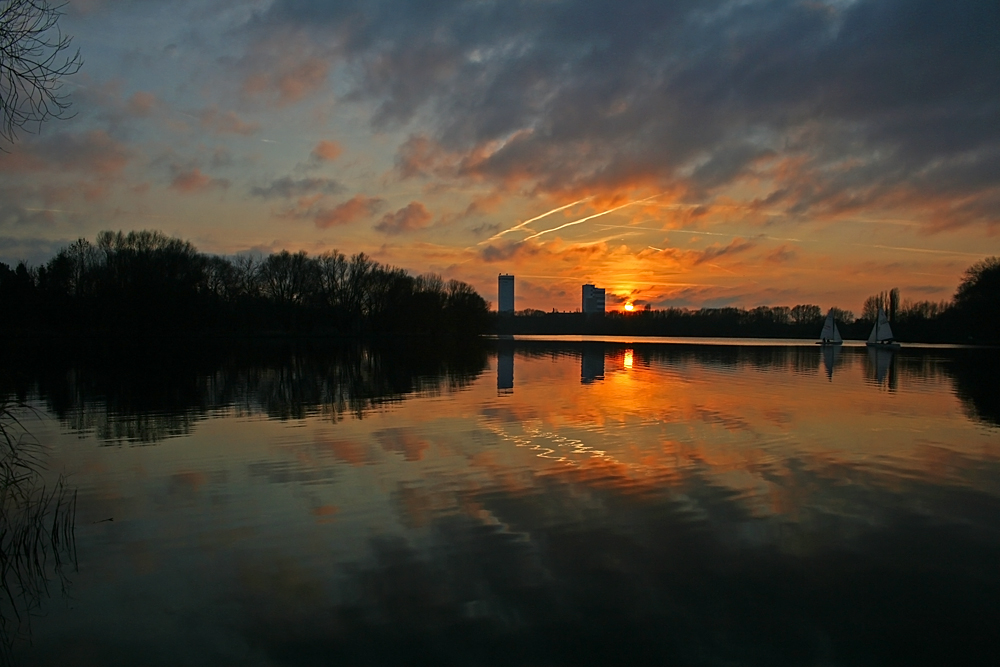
left=498, top=274, right=515, bottom=313
left=582, top=284, right=605, bottom=314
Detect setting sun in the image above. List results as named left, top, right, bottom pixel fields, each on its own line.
left=624, top=303, right=634, bottom=311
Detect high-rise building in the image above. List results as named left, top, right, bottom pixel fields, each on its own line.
left=498, top=274, right=515, bottom=313
left=582, top=284, right=605, bottom=314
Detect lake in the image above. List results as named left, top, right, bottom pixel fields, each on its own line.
left=5, top=338, right=1000, bottom=666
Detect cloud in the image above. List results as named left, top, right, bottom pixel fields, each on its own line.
left=251, top=177, right=342, bottom=199
left=197, top=106, right=259, bottom=136
left=170, top=168, right=230, bottom=194
left=310, top=140, right=342, bottom=162
left=0, top=130, right=130, bottom=175
left=244, top=0, right=1000, bottom=230
left=480, top=242, right=543, bottom=264
left=374, top=201, right=432, bottom=235
left=765, top=245, right=799, bottom=265
left=0, top=234, right=67, bottom=265
left=239, top=32, right=332, bottom=106
left=126, top=91, right=159, bottom=117
left=692, top=239, right=757, bottom=266
left=314, top=195, right=384, bottom=228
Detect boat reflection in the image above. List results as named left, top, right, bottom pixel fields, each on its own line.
left=821, top=344, right=841, bottom=381
left=866, top=345, right=897, bottom=390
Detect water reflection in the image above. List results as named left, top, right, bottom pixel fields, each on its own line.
left=7, top=339, right=1000, bottom=665
left=821, top=344, right=841, bottom=380
left=580, top=342, right=605, bottom=383
left=497, top=342, right=514, bottom=394
left=0, top=403, right=77, bottom=664
left=3, top=339, right=489, bottom=445
left=866, top=346, right=897, bottom=390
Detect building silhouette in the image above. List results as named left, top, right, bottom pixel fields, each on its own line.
left=498, top=274, right=515, bottom=313
left=582, top=284, right=605, bottom=314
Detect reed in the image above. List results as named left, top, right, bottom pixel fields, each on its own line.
left=0, top=399, right=77, bottom=665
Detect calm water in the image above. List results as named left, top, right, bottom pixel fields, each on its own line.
left=6, top=339, right=1000, bottom=666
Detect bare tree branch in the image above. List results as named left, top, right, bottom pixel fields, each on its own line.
left=0, top=0, right=81, bottom=145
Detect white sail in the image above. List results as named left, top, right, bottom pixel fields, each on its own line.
left=820, top=312, right=835, bottom=340
left=877, top=309, right=894, bottom=341
left=868, top=308, right=895, bottom=343
left=819, top=310, right=843, bottom=343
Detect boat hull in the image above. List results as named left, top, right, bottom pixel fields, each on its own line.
left=817, top=341, right=844, bottom=346
left=866, top=342, right=901, bottom=349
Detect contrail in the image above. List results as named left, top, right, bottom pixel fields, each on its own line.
left=857, top=243, right=985, bottom=257
left=598, top=224, right=804, bottom=243
left=480, top=197, right=593, bottom=245
left=522, top=194, right=661, bottom=241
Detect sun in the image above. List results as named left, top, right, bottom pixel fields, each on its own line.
left=624, top=303, right=634, bottom=311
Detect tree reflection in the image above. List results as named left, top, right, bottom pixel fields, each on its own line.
left=3, top=339, right=489, bottom=444
left=944, top=349, right=1000, bottom=427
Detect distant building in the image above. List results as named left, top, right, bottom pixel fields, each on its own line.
left=498, top=274, right=515, bottom=313
left=582, top=284, right=605, bottom=314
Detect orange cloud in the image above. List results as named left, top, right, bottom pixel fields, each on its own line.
left=311, top=140, right=342, bottom=162
left=314, top=195, right=384, bottom=228
left=170, top=168, right=229, bottom=194
left=375, top=201, right=432, bottom=235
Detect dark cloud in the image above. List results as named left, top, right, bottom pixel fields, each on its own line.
left=765, top=245, right=799, bottom=265
left=247, top=0, right=1000, bottom=229
left=0, top=234, right=68, bottom=266
left=480, top=242, right=540, bottom=264
left=693, top=238, right=757, bottom=266
left=251, top=177, right=342, bottom=199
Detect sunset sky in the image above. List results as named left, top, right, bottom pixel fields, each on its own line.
left=2, top=0, right=998, bottom=312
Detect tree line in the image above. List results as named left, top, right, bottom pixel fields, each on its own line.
left=498, top=257, right=1000, bottom=344
left=0, top=230, right=491, bottom=338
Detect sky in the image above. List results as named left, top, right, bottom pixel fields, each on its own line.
left=1, top=0, right=998, bottom=313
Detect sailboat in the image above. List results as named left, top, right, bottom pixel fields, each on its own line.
left=817, top=309, right=843, bottom=346
left=866, top=308, right=901, bottom=349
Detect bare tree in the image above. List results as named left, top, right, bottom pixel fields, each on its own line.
left=0, top=0, right=81, bottom=144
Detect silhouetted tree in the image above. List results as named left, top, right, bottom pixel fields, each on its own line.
left=5, top=230, right=495, bottom=338
left=862, top=289, right=900, bottom=322
left=952, top=257, right=1000, bottom=343
left=790, top=304, right=822, bottom=325
left=828, top=307, right=855, bottom=324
